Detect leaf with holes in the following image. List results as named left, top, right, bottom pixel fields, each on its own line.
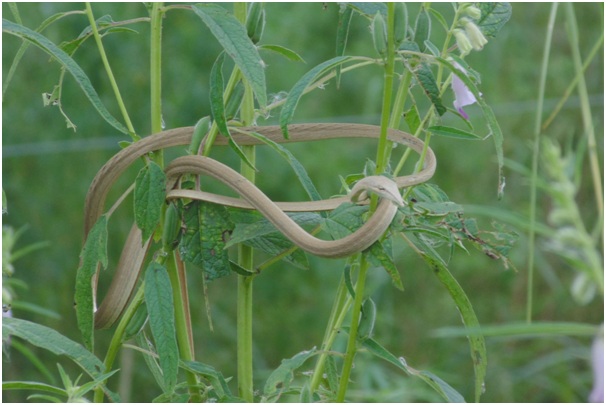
left=179, top=201, right=234, bottom=281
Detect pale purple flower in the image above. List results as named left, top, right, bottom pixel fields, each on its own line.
left=451, top=62, right=480, bottom=119
left=589, top=327, right=604, bottom=403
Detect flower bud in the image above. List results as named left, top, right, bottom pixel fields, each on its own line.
left=453, top=28, right=473, bottom=55
left=462, top=18, right=488, bottom=50
left=464, top=5, right=482, bottom=20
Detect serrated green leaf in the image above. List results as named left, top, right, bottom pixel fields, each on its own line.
left=259, top=44, right=305, bottom=62
left=209, top=52, right=255, bottom=170
left=324, top=202, right=367, bottom=239
left=361, top=338, right=465, bottom=403
left=134, top=162, right=166, bottom=243
left=428, top=125, right=484, bottom=140
left=263, top=347, right=317, bottom=399
left=144, top=262, right=178, bottom=394
left=75, top=215, right=108, bottom=351
left=2, top=19, right=128, bottom=134
left=412, top=63, right=446, bottom=116
left=179, top=201, right=234, bottom=281
left=477, top=2, right=512, bottom=38
left=191, top=4, right=266, bottom=107
left=2, top=318, right=105, bottom=379
left=280, top=56, right=353, bottom=138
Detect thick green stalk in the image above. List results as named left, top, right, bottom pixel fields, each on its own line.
left=150, top=3, right=163, bottom=134
left=527, top=3, right=558, bottom=323
left=85, top=3, right=136, bottom=139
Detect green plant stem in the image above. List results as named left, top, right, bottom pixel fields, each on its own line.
left=166, top=252, right=202, bottom=402
left=527, top=2, right=558, bottom=323
left=150, top=3, right=164, bottom=167
left=94, top=285, right=145, bottom=402
left=310, top=271, right=353, bottom=392
left=565, top=2, right=604, bottom=244
left=336, top=256, right=370, bottom=402
left=84, top=3, right=136, bottom=140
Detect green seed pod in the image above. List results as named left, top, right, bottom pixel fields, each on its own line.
left=413, top=6, right=431, bottom=52
left=246, top=2, right=264, bottom=44
left=393, top=2, right=408, bottom=46
left=162, top=202, right=181, bottom=250
left=123, top=303, right=148, bottom=341
left=357, top=297, right=377, bottom=341
left=224, top=81, right=245, bottom=120
left=371, top=11, right=388, bottom=57
left=188, top=116, right=210, bottom=155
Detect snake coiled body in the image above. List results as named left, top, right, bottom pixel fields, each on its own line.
left=83, top=123, right=436, bottom=328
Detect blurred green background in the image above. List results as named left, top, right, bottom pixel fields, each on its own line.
left=2, top=2, right=603, bottom=402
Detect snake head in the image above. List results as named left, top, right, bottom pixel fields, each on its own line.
left=350, top=176, right=404, bottom=207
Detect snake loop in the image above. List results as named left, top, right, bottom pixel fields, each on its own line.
left=83, top=123, right=436, bottom=328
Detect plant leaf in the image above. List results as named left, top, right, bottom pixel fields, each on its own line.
left=144, top=262, right=179, bottom=395
left=361, top=338, right=465, bottom=403
left=191, top=4, right=266, bottom=107
left=2, top=19, right=128, bottom=134
left=239, top=129, right=323, bottom=203
left=368, top=240, right=403, bottom=290
left=417, top=250, right=487, bottom=402
left=279, top=56, right=354, bottom=138
left=412, top=62, right=446, bottom=116
left=179, top=201, right=234, bottom=281
left=181, top=360, right=234, bottom=399
left=74, top=215, right=108, bottom=351
left=263, top=347, right=317, bottom=399
left=2, top=381, right=66, bottom=397
left=134, top=161, right=166, bottom=243
left=209, top=53, right=255, bottom=170
left=428, top=125, right=484, bottom=140
left=347, top=3, right=387, bottom=18
left=259, top=44, right=305, bottom=62
left=2, top=318, right=105, bottom=379
left=477, top=2, right=512, bottom=38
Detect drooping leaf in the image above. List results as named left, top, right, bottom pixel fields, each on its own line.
left=134, top=161, right=166, bottom=243
left=2, top=19, right=128, bottom=134
left=280, top=56, right=354, bottom=138
left=181, top=361, right=234, bottom=400
left=191, top=4, right=266, bottom=107
left=476, top=2, right=512, bottom=38
left=417, top=250, right=487, bottom=402
left=259, top=44, right=305, bottom=62
left=368, top=240, right=403, bottom=290
left=144, top=262, right=178, bottom=395
left=74, top=215, right=108, bottom=351
left=2, top=318, right=105, bottom=379
left=428, top=125, right=484, bottom=140
left=263, top=347, right=317, bottom=399
left=179, top=201, right=234, bottom=281
left=361, top=337, right=465, bottom=403
left=209, top=52, right=255, bottom=170
left=412, top=62, right=446, bottom=116
left=239, top=129, right=323, bottom=203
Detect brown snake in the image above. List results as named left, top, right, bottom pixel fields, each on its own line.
left=83, top=123, right=436, bottom=328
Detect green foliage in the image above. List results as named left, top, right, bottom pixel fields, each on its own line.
left=3, top=2, right=601, bottom=403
